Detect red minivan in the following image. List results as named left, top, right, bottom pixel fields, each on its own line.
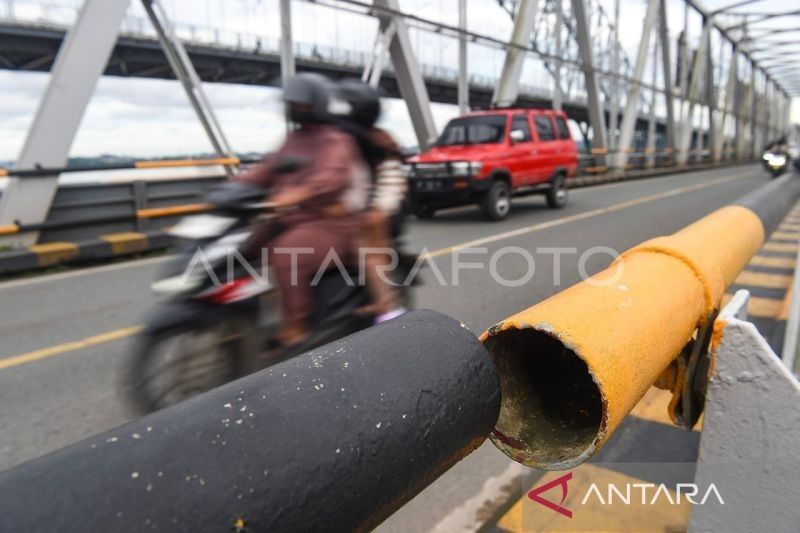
left=406, top=108, right=578, bottom=220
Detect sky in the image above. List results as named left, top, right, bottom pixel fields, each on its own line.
left=0, top=0, right=797, bottom=162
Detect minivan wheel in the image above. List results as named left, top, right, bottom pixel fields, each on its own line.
left=546, top=174, right=568, bottom=209
left=481, top=180, right=511, bottom=221
left=414, top=203, right=436, bottom=219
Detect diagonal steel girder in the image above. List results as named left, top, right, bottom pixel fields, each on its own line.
left=373, top=0, right=437, bottom=150
left=493, top=0, right=539, bottom=107
left=658, top=0, right=676, bottom=153
left=572, top=0, right=607, bottom=150
left=0, top=0, right=131, bottom=247
left=676, top=19, right=712, bottom=165
left=142, top=0, right=233, bottom=169
left=614, top=0, right=659, bottom=169
left=713, top=44, right=737, bottom=161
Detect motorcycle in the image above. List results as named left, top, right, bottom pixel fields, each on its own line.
left=763, top=151, right=789, bottom=178
left=124, top=173, right=416, bottom=414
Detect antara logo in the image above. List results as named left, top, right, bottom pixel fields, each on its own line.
left=527, top=473, right=725, bottom=518
left=580, top=483, right=725, bottom=506
left=527, top=472, right=573, bottom=518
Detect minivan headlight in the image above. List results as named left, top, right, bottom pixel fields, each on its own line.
left=450, top=161, right=483, bottom=177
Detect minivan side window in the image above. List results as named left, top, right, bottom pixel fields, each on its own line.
left=511, top=115, right=532, bottom=142
left=534, top=116, right=556, bottom=142
left=555, top=116, right=571, bottom=139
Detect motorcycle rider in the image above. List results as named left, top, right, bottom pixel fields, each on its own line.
left=237, top=73, right=369, bottom=351
left=336, top=79, right=408, bottom=322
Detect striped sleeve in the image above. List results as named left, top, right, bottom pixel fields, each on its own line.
left=372, top=159, right=407, bottom=215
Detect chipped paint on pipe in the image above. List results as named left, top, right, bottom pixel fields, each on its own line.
left=481, top=204, right=765, bottom=470
left=0, top=310, right=500, bottom=532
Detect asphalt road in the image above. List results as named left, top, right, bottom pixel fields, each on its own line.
left=0, top=164, right=770, bottom=531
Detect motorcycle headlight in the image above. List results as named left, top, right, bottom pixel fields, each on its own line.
left=770, top=156, right=786, bottom=166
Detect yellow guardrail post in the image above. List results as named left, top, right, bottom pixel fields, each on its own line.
left=480, top=174, right=800, bottom=470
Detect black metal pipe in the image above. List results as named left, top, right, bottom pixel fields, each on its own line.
left=0, top=310, right=500, bottom=532
left=734, top=172, right=800, bottom=235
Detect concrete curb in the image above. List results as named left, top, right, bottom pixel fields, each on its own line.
left=0, top=231, right=175, bottom=276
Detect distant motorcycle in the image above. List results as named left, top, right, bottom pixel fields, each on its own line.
left=763, top=151, right=789, bottom=178
left=124, top=169, right=415, bottom=414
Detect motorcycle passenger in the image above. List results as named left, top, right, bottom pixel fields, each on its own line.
left=336, top=79, right=408, bottom=322
left=237, top=73, right=369, bottom=351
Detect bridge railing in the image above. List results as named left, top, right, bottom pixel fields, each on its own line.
left=0, top=149, right=752, bottom=254
left=1, top=175, right=799, bottom=529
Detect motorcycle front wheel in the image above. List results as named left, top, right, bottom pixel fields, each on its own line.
left=124, top=317, right=257, bottom=415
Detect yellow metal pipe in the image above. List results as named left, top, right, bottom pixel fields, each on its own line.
left=134, top=157, right=240, bottom=169
left=480, top=205, right=764, bottom=470
left=136, top=202, right=212, bottom=219
left=0, top=223, right=19, bottom=236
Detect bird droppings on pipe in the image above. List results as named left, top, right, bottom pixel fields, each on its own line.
left=131, top=472, right=139, bottom=479
left=376, top=422, right=382, bottom=429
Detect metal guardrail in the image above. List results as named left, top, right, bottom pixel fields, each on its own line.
left=482, top=172, right=800, bottom=469
left=0, top=172, right=797, bottom=528
left=0, top=154, right=752, bottom=244
left=0, top=157, right=253, bottom=242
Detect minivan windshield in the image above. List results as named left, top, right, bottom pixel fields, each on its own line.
left=436, top=115, right=508, bottom=146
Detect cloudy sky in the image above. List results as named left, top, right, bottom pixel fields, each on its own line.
left=0, top=0, right=797, bottom=162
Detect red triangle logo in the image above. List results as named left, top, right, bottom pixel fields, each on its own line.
left=527, top=472, right=573, bottom=518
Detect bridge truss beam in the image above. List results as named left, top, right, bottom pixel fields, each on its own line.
left=0, top=0, right=131, bottom=247
left=493, top=0, right=539, bottom=108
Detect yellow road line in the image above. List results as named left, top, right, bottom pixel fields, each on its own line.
left=0, top=326, right=141, bottom=371
left=748, top=255, right=796, bottom=269
left=0, top=173, right=747, bottom=372
left=722, top=293, right=785, bottom=318
left=428, top=174, right=742, bottom=258
left=770, top=231, right=800, bottom=241
left=733, top=270, right=793, bottom=289
left=762, top=241, right=798, bottom=253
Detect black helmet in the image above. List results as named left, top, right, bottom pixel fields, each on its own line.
left=337, top=79, right=381, bottom=128
left=283, top=73, right=333, bottom=125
